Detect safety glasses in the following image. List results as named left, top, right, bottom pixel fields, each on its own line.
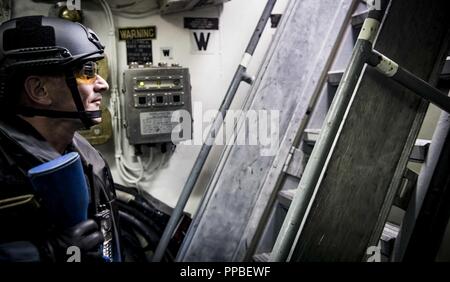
left=74, top=61, right=98, bottom=84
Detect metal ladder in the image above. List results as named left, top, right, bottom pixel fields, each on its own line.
left=177, top=0, right=450, bottom=262
left=177, top=0, right=361, bottom=261
left=253, top=0, right=435, bottom=262
left=271, top=0, right=450, bottom=261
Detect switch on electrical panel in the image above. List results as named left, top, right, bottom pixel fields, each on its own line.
left=122, top=63, right=192, bottom=145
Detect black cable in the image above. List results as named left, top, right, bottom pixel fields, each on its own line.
left=115, top=186, right=170, bottom=232
left=114, top=185, right=186, bottom=261
left=116, top=200, right=178, bottom=261
left=115, top=192, right=166, bottom=234
left=115, top=184, right=173, bottom=217
left=120, top=228, right=148, bottom=262
left=118, top=210, right=159, bottom=250
left=116, top=201, right=163, bottom=237
left=128, top=199, right=169, bottom=232
left=118, top=210, right=174, bottom=262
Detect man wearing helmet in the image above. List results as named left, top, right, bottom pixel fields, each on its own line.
left=0, top=16, right=121, bottom=262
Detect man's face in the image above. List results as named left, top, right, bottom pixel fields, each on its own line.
left=43, top=61, right=109, bottom=126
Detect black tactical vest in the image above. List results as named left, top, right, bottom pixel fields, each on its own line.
left=0, top=117, right=121, bottom=262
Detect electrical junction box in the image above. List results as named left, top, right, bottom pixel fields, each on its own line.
left=158, top=0, right=231, bottom=14
left=122, top=64, right=192, bottom=145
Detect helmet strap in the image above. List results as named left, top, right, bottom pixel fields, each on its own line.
left=64, top=69, right=96, bottom=129
left=17, top=107, right=101, bottom=120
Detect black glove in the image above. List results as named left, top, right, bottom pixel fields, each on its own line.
left=44, top=219, right=105, bottom=262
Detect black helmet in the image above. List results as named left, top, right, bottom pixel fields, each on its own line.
left=0, top=15, right=105, bottom=128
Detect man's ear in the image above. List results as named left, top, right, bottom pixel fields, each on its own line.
left=23, top=76, right=52, bottom=106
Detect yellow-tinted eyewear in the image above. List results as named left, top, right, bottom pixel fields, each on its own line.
left=75, top=61, right=98, bottom=84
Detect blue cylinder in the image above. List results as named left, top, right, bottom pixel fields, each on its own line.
left=28, top=152, right=89, bottom=229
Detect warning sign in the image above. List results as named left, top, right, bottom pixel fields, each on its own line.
left=190, top=30, right=217, bottom=55
left=119, top=26, right=157, bottom=41
left=184, top=17, right=219, bottom=30
left=126, top=39, right=152, bottom=65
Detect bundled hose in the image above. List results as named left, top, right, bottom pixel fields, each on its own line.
left=114, top=184, right=189, bottom=262
left=96, top=0, right=143, bottom=187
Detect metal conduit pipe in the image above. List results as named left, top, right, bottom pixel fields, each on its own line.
left=152, top=0, right=278, bottom=262
left=368, top=50, right=450, bottom=113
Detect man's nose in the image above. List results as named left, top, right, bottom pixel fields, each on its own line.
left=94, top=75, right=109, bottom=93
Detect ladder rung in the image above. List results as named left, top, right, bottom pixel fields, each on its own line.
left=253, top=252, right=270, bottom=262
left=327, top=70, right=344, bottom=87
left=303, top=128, right=321, bottom=144
left=379, top=222, right=400, bottom=259
left=278, top=189, right=296, bottom=208
left=394, top=168, right=418, bottom=210
left=381, top=222, right=400, bottom=242
left=410, top=139, right=431, bottom=162
left=284, top=147, right=305, bottom=179
left=302, top=129, right=320, bottom=155
left=351, top=10, right=369, bottom=29
left=441, top=57, right=450, bottom=78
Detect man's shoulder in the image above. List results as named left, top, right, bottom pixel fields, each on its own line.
left=73, top=132, right=95, bottom=150
left=0, top=118, right=58, bottom=162
left=72, top=132, right=108, bottom=168
left=0, top=117, right=45, bottom=141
